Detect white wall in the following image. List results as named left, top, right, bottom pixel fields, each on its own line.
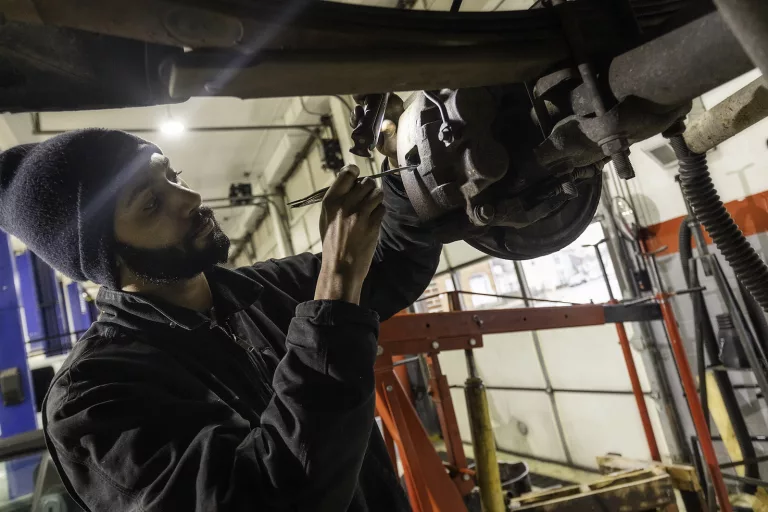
left=438, top=323, right=671, bottom=469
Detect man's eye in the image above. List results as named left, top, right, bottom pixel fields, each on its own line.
left=144, top=195, right=158, bottom=211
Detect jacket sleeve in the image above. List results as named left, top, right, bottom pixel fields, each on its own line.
left=252, top=168, right=442, bottom=320
left=45, top=301, right=379, bottom=512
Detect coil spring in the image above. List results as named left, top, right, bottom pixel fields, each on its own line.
left=670, top=135, right=768, bottom=313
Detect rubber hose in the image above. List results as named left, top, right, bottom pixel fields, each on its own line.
left=738, top=278, right=768, bottom=359
left=678, top=216, right=760, bottom=493
left=679, top=217, right=692, bottom=290
left=670, top=135, right=768, bottom=314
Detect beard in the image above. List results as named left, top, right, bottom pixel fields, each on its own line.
left=115, top=206, right=230, bottom=285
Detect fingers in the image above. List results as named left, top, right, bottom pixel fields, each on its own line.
left=324, top=165, right=360, bottom=202
left=369, top=203, right=387, bottom=226
left=342, top=177, right=376, bottom=209
left=359, top=186, right=384, bottom=217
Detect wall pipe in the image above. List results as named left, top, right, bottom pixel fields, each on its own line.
left=30, top=113, right=325, bottom=139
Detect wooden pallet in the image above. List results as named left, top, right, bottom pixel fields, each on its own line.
left=510, top=467, right=677, bottom=511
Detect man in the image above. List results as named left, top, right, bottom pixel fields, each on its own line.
left=0, top=119, right=440, bottom=510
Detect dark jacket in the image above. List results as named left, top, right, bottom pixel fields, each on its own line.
left=43, top=175, right=441, bottom=512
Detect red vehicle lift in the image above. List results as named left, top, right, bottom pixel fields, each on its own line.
left=374, top=291, right=731, bottom=512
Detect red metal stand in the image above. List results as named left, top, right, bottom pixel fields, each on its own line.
left=659, top=295, right=733, bottom=512
left=610, top=299, right=662, bottom=462
left=376, top=363, right=468, bottom=512
left=375, top=295, right=731, bottom=511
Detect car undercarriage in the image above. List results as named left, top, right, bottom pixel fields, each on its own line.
left=0, top=0, right=765, bottom=259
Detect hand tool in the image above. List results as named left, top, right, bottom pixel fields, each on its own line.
left=287, top=165, right=416, bottom=209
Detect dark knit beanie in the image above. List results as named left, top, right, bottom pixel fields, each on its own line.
left=0, top=129, right=160, bottom=288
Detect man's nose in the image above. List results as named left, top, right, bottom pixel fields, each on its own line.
left=169, top=185, right=202, bottom=218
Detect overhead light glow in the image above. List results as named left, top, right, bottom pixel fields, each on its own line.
left=160, top=119, right=185, bottom=135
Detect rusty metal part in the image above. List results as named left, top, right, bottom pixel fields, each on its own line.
left=396, top=84, right=605, bottom=260
left=379, top=335, right=483, bottom=357
left=609, top=11, right=754, bottom=107
left=510, top=468, right=676, bottom=511
left=397, top=88, right=508, bottom=223
left=713, top=0, right=768, bottom=77
left=380, top=304, right=606, bottom=343
left=684, top=77, right=768, bottom=154
left=534, top=97, right=691, bottom=171
left=464, top=350, right=505, bottom=512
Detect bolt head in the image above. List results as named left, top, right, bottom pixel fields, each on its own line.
left=469, top=338, right=477, bottom=346
left=431, top=341, right=440, bottom=350
left=386, top=385, right=393, bottom=392
left=473, top=204, right=495, bottom=225
left=438, top=126, right=453, bottom=144
left=462, top=474, right=470, bottom=481
left=377, top=345, right=384, bottom=356
left=601, top=138, right=628, bottom=156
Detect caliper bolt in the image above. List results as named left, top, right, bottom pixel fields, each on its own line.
left=437, top=125, right=454, bottom=144
left=473, top=204, right=495, bottom=225
left=601, top=138, right=635, bottom=180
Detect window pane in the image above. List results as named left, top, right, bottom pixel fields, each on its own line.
left=413, top=271, right=454, bottom=313
left=520, top=222, right=621, bottom=305
left=454, top=259, right=525, bottom=310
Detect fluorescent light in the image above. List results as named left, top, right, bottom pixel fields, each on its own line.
left=159, top=119, right=185, bottom=135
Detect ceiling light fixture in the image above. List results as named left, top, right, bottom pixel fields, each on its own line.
left=159, top=105, right=185, bottom=135
left=160, top=119, right=185, bottom=135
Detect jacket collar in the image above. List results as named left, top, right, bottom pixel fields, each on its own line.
left=96, top=266, right=264, bottom=331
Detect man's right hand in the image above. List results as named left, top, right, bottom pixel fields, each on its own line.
left=315, top=165, right=385, bottom=305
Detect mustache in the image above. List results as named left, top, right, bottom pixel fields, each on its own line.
left=187, top=206, right=217, bottom=241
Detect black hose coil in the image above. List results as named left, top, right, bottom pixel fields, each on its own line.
left=670, top=135, right=768, bottom=314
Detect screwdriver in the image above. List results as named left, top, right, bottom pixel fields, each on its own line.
left=287, top=165, right=417, bottom=209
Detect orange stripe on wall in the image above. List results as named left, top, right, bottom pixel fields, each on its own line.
left=643, top=189, right=768, bottom=255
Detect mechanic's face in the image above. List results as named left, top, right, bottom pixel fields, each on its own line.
left=113, top=152, right=230, bottom=285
